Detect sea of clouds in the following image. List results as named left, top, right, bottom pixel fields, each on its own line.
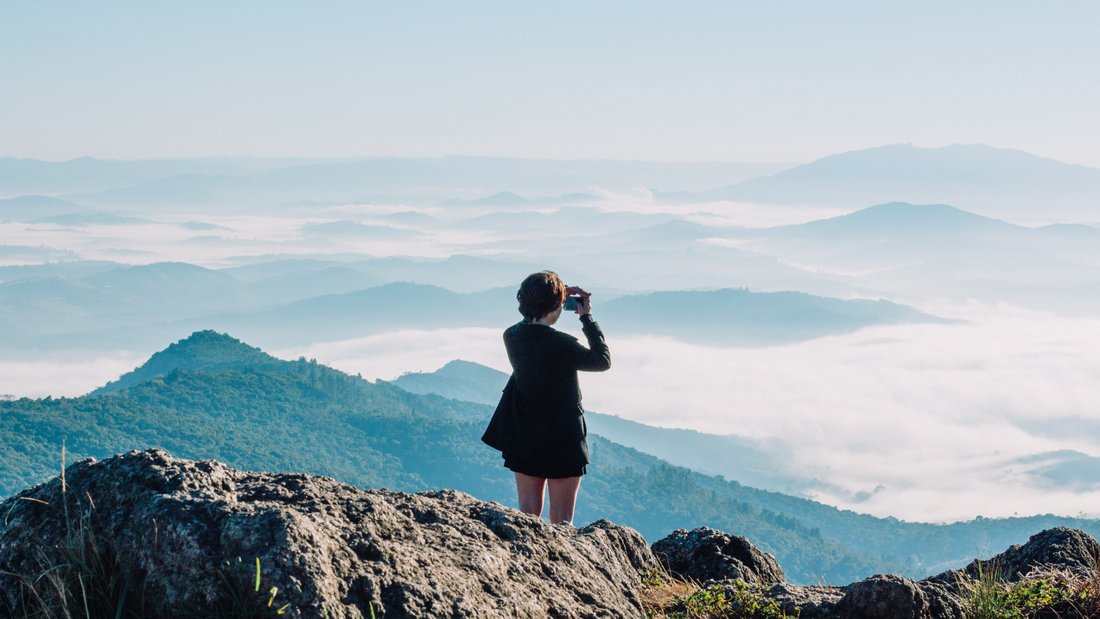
left=13, top=302, right=1092, bottom=524
left=267, top=301, right=1100, bottom=524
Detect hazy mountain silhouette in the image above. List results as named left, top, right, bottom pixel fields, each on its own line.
left=0, top=262, right=261, bottom=344
left=299, top=220, right=418, bottom=238
left=392, top=360, right=512, bottom=406
left=679, top=144, right=1100, bottom=222
left=0, top=245, right=78, bottom=263
left=438, top=191, right=599, bottom=207
left=0, top=195, right=90, bottom=219
left=0, top=260, right=121, bottom=285
left=244, top=266, right=384, bottom=305
left=168, top=283, right=940, bottom=349
left=443, top=206, right=678, bottom=234
left=31, top=212, right=153, bottom=226
left=0, top=157, right=253, bottom=194
left=600, top=287, right=950, bottom=346
left=717, top=202, right=1100, bottom=312
left=220, top=255, right=579, bottom=294
left=22, top=156, right=792, bottom=208
left=1008, top=450, right=1100, bottom=492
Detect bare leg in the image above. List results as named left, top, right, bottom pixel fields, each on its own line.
left=547, top=476, right=582, bottom=525
left=514, top=472, right=547, bottom=517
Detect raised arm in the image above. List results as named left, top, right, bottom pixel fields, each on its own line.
left=568, top=313, right=611, bottom=372
left=561, top=287, right=610, bottom=371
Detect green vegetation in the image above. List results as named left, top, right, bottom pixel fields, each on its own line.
left=955, top=562, right=1100, bottom=619
left=641, top=573, right=790, bottom=619
left=8, top=504, right=149, bottom=618
left=210, top=558, right=289, bottom=618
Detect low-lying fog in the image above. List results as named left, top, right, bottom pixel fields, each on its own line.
left=196, top=304, right=1100, bottom=524
left=6, top=306, right=1100, bottom=523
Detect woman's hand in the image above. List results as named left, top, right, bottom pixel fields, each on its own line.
left=566, top=286, right=592, bottom=316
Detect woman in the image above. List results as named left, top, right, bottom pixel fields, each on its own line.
left=481, top=271, right=611, bottom=525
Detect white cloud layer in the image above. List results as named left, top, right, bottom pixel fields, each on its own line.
left=272, top=308, right=1100, bottom=524
left=0, top=353, right=146, bottom=399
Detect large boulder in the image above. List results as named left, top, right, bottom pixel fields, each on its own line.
left=0, top=449, right=658, bottom=619
left=650, top=526, right=785, bottom=585
left=768, top=577, right=965, bottom=619
left=925, top=526, right=1100, bottom=587
left=766, top=583, right=846, bottom=618
left=836, top=574, right=927, bottom=619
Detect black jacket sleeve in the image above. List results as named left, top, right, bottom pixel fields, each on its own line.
left=569, top=314, right=611, bottom=372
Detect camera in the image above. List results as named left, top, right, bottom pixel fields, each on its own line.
left=563, top=296, right=580, bottom=311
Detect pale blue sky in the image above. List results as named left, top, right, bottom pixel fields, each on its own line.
left=2, top=1, right=1098, bottom=165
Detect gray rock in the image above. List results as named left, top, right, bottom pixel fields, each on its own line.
left=917, top=580, right=965, bottom=619
left=768, top=576, right=962, bottom=619
left=925, top=526, right=1100, bottom=586
left=650, top=526, right=785, bottom=585
left=767, top=582, right=846, bottom=618
left=836, top=574, right=927, bottom=619
left=0, top=449, right=658, bottom=618
left=770, top=528, right=1099, bottom=619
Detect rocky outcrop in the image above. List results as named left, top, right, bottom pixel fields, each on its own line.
left=762, top=527, right=1100, bottom=619
left=0, top=449, right=657, bottom=618
left=1, top=449, right=1095, bottom=619
left=650, top=526, right=785, bottom=585
left=836, top=574, right=933, bottom=619
left=761, top=574, right=965, bottom=619
left=765, top=583, right=846, bottom=616
left=926, top=526, right=1100, bottom=585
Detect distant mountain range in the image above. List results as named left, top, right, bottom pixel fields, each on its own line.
left=7, top=199, right=1100, bottom=355
left=0, top=261, right=945, bottom=353
left=0, top=195, right=90, bottom=220
left=661, top=144, right=1100, bottom=222
left=0, top=156, right=793, bottom=208
left=436, top=190, right=599, bottom=207
left=710, top=202, right=1100, bottom=313
left=7, top=144, right=1097, bottom=222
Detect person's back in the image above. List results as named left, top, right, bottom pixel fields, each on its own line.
left=481, top=270, right=610, bottom=524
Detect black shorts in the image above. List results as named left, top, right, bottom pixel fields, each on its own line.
left=503, top=453, right=586, bottom=479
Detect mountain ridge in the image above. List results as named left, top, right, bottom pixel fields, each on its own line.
left=677, top=144, right=1100, bottom=221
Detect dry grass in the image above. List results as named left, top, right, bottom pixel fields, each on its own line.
left=639, top=569, right=697, bottom=619
left=638, top=568, right=791, bottom=619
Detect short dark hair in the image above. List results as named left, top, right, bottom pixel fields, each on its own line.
left=517, top=271, right=566, bottom=321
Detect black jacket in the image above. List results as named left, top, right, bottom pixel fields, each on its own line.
left=481, top=314, right=611, bottom=467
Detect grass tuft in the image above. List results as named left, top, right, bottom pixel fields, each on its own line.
left=640, top=568, right=791, bottom=619
left=956, top=558, right=1100, bottom=619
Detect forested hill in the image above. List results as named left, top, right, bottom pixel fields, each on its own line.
left=2, top=330, right=900, bottom=585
